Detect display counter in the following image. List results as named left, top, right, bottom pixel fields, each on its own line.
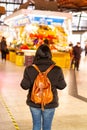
left=15, top=51, right=24, bottom=66
left=52, top=51, right=70, bottom=69
left=9, top=50, right=24, bottom=66
left=8, top=49, right=70, bottom=68
left=22, top=50, right=35, bottom=66
left=9, top=50, right=16, bottom=63
left=22, top=50, right=71, bottom=68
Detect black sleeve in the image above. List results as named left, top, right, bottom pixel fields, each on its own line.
left=56, top=69, right=67, bottom=90
left=20, top=67, right=32, bottom=90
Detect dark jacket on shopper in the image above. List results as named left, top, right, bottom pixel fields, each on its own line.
left=0, top=37, right=7, bottom=51
left=20, top=58, right=66, bottom=109
left=73, top=45, right=82, bottom=60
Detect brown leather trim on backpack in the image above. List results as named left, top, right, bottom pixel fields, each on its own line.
left=32, top=64, right=55, bottom=75
left=32, top=64, right=41, bottom=73
left=45, top=64, right=55, bottom=75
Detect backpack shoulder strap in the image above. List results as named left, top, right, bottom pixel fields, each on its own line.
left=32, top=64, right=41, bottom=73
left=32, top=64, right=55, bottom=74
left=45, top=64, right=55, bottom=75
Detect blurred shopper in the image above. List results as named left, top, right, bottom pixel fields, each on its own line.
left=85, top=43, right=87, bottom=56
left=69, top=43, right=74, bottom=69
left=0, top=37, right=7, bottom=62
left=20, top=44, right=66, bottom=130
left=73, top=42, right=82, bottom=71
left=44, top=39, right=49, bottom=45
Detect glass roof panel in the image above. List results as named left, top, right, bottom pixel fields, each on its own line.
left=72, top=12, right=87, bottom=31
left=1, top=1, right=87, bottom=31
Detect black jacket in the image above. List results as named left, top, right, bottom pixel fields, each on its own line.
left=0, top=40, right=7, bottom=51
left=73, top=45, right=82, bottom=60
left=20, top=59, right=66, bottom=109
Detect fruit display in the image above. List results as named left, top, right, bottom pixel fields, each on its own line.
left=20, top=23, right=69, bottom=51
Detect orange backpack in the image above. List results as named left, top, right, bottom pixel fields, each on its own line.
left=31, top=64, right=55, bottom=110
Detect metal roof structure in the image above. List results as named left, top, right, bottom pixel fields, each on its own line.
left=0, top=0, right=87, bottom=31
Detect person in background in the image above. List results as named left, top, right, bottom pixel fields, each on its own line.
left=20, top=44, right=66, bottom=130
left=0, top=36, right=7, bottom=62
left=44, top=39, right=49, bottom=45
left=73, top=42, right=82, bottom=71
left=85, top=43, right=87, bottom=56
left=68, top=43, right=74, bottom=69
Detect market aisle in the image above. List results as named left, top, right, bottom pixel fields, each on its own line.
left=0, top=52, right=87, bottom=130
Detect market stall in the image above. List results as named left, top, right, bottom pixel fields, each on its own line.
left=4, top=9, right=72, bottom=68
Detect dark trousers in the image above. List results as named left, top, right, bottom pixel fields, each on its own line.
left=1, top=50, right=7, bottom=60
left=75, top=58, right=80, bottom=70
left=71, top=58, right=80, bottom=70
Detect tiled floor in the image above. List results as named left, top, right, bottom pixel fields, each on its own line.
left=0, top=52, right=87, bottom=130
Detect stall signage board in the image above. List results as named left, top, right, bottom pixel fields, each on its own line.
left=31, top=16, right=64, bottom=25
left=15, top=15, right=64, bottom=26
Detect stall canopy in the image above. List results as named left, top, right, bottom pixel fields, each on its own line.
left=4, top=9, right=72, bottom=27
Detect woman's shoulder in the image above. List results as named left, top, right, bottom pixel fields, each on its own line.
left=25, top=65, right=35, bottom=71
left=54, top=64, right=62, bottom=69
left=52, top=65, right=63, bottom=74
